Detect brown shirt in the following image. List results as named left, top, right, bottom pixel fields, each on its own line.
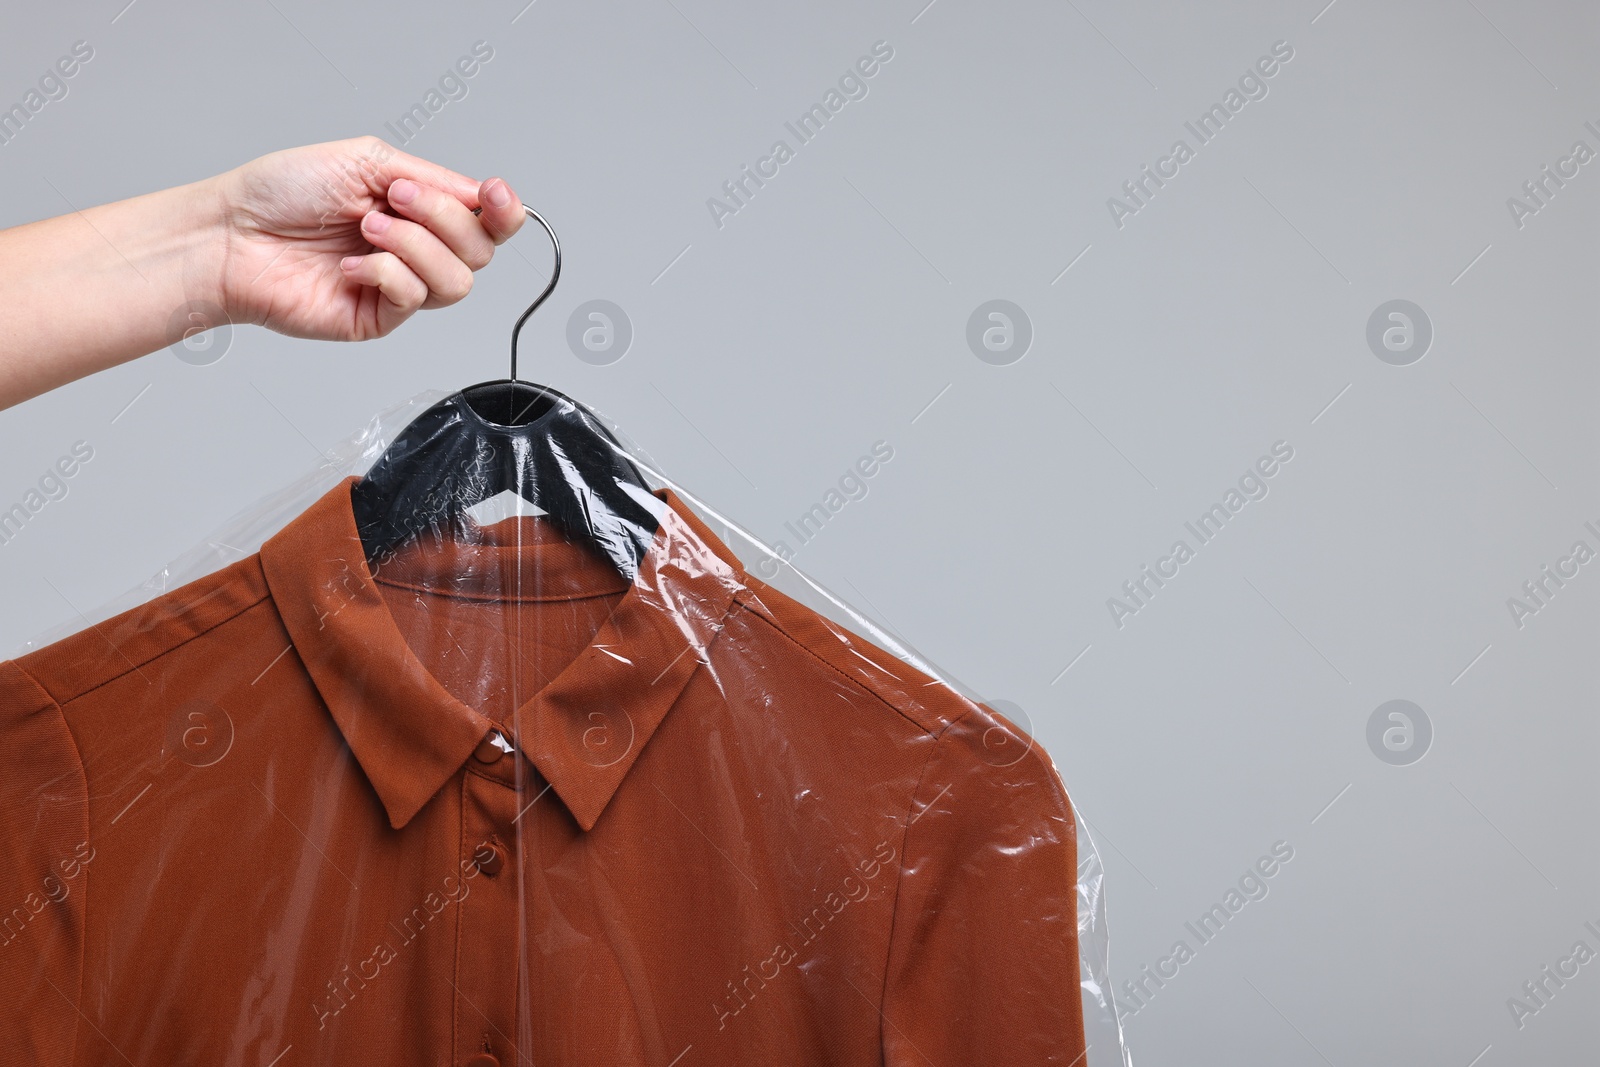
left=0, top=475, right=1086, bottom=1066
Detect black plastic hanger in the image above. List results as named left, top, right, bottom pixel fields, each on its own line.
left=351, top=205, right=660, bottom=581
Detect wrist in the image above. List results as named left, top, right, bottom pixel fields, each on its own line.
left=169, top=172, right=234, bottom=324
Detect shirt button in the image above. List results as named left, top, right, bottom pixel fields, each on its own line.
left=463, top=1055, right=499, bottom=1067
left=473, top=730, right=508, bottom=764
left=475, top=841, right=505, bottom=877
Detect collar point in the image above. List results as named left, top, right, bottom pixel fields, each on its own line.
left=382, top=794, right=427, bottom=832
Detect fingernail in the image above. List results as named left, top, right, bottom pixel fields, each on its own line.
left=341, top=256, right=363, bottom=271
left=363, top=211, right=391, bottom=234
left=388, top=179, right=418, bottom=206
left=484, top=179, right=511, bottom=208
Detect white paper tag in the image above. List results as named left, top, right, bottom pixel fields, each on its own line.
left=464, top=489, right=548, bottom=526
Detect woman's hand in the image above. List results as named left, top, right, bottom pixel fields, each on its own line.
left=0, top=136, right=526, bottom=411
left=210, top=136, right=526, bottom=341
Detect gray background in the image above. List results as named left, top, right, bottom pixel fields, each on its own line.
left=2, top=1, right=1596, bottom=1063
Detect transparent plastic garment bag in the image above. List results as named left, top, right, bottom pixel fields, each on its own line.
left=1, top=388, right=1129, bottom=1066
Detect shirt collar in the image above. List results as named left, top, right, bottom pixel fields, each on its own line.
left=259, top=474, right=745, bottom=833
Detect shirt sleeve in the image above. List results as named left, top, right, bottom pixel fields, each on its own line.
left=0, top=660, right=89, bottom=1066
left=882, top=701, right=1087, bottom=1066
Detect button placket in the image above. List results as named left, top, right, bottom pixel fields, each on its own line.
left=457, top=736, right=524, bottom=1067
left=474, top=839, right=506, bottom=877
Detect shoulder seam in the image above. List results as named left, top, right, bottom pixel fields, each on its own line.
left=43, top=583, right=274, bottom=708
left=0, top=659, right=53, bottom=717
left=5, top=660, right=56, bottom=716
left=727, top=593, right=933, bottom=736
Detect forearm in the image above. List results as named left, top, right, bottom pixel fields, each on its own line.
left=0, top=177, right=226, bottom=410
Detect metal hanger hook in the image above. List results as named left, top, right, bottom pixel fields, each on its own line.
left=472, top=203, right=561, bottom=383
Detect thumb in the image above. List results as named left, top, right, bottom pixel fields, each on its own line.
left=365, top=140, right=484, bottom=209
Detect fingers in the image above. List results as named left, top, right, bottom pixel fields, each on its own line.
left=353, top=206, right=474, bottom=311
left=367, top=140, right=482, bottom=208
left=364, top=138, right=523, bottom=247
left=347, top=173, right=526, bottom=311
left=339, top=252, right=427, bottom=334
left=335, top=137, right=529, bottom=319
left=474, top=177, right=526, bottom=246
left=385, top=178, right=496, bottom=271
left=377, top=175, right=523, bottom=284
